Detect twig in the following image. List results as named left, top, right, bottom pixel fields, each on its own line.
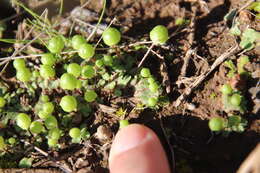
left=150, top=49, right=171, bottom=93
left=86, top=0, right=106, bottom=42
left=0, top=11, right=25, bottom=23
left=237, top=0, right=255, bottom=12
left=0, top=9, right=49, bottom=75
left=0, top=50, right=78, bottom=62
left=174, top=45, right=239, bottom=107
left=180, top=49, right=197, bottom=77
left=137, top=43, right=155, bottom=68
left=119, top=41, right=152, bottom=49
left=22, top=140, right=73, bottom=173
left=179, top=6, right=197, bottom=80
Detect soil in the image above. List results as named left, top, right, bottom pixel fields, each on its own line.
left=0, top=0, right=260, bottom=173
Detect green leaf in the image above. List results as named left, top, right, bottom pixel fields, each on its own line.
left=224, top=9, right=237, bottom=21
left=222, top=94, right=247, bottom=113
left=0, top=111, right=17, bottom=127
left=247, top=2, right=260, bottom=12
left=224, top=60, right=236, bottom=78
left=237, top=55, right=249, bottom=74
left=227, top=115, right=247, bottom=133
left=105, top=81, right=116, bottom=90
left=117, top=75, right=132, bottom=87
left=0, top=39, right=30, bottom=44
left=78, top=102, right=92, bottom=117
left=19, top=157, right=33, bottom=168
left=134, top=78, right=161, bottom=106
left=72, top=137, right=81, bottom=143
left=229, top=24, right=241, bottom=36
left=175, top=18, right=190, bottom=26
left=240, top=28, right=260, bottom=50
left=80, top=128, right=90, bottom=140
left=228, top=115, right=241, bottom=127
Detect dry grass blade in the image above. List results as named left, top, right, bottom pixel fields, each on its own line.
left=0, top=169, right=61, bottom=173
left=179, top=5, right=197, bottom=80
left=22, top=140, right=73, bottom=173
left=174, top=44, right=239, bottom=107
left=137, top=43, right=155, bottom=68
left=151, top=49, right=171, bottom=93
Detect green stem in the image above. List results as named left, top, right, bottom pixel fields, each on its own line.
left=87, top=0, right=107, bottom=41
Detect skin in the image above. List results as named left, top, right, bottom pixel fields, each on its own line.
left=109, top=124, right=171, bottom=173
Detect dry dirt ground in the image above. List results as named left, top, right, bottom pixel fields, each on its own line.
left=0, top=0, right=259, bottom=173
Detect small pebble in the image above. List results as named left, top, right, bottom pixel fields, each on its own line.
left=186, top=103, right=196, bottom=111
left=95, top=125, right=112, bottom=141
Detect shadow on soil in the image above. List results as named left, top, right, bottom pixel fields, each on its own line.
left=124, top=13, right=174, bottom=38
left=132, top=110, right=260, bottom=173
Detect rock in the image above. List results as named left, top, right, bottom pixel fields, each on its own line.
left=95, top=125, right=112, bottom=142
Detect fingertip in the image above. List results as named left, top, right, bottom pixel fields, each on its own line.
left=109, top=124, right=170, bottom=173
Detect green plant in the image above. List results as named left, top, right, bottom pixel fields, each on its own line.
left=116, top=107, right=127, bottom=117
left=67, top=63, right=81, bottom=77
left=42, top=102, right=54, bottom=114
left=16, top=68, right=32, bottom=82
left=208, top=115, right=247, bottom=134
left=134, top=73, right=162, bottom=107
left=247, top=2, right=260, bottom=18
left=102, top=27, right=121, bottom=46
left=221, top=84, right=247, bottom=113
left=44, top=115, right=58, bottom=129
left=81, top=65, right=95, bottom=79
left=47, top=138, right=58, bottom=147
left=40, top=95, right=50, bottom=102
left=140, top=68, right=151, bottom=78
left=0, top=136, right=5, bottom=151
left=148, top=97, right=158, bottom=107
left=48, top=128, right=61, bottom=140
left=0, top=21, right=6, bottom=38
left=60, top=73, right=77, bottom=90
left=119, top=120, right=129, bottom=129
left=175, top=18, right=190, bottom=26
left=237, top=55, right=249, bottom=75
left=221, top=57, right=249, bottom=113
left=40, top=65, right=55, bottom=79
left=239, top=28, right=260, bottom=51
left=60, top=95, right=77, bottom=112
left=224, top=60, right=236, bottom=78
left=0, top=97, right=6, bottom=108
left=208, top=117, right=225, bottom=132
left=0, top=1, right=170, bottom=159
left=71, top=35, right=86, bottom=50
left=230, top=93, right=242, bottom=106
left=19, top=157, right=33, bottom=168
left=84, top=90, right=97, bottom=102
left=41, top=53, right=56, bottom=66
left=29, top=121, right=44, bottom=134
left=13, top=59, right=26, bottom=69
left=149, top=25, right=169, bottom=44
left=69, top=127, right=81, bottom=143
left=16, top=113, right=31, bottom=130
left=220, top=84, right=233, bottom=95
left=47, top=36, right=65, bottom=54
left=226, top=115, right=247, bottom=133
left=78, top=43, right=95, bottom=60
left=8, top=138, right=16, bottom=145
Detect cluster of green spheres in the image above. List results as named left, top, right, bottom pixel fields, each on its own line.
left=9, top=25, right=170, bottom=148
left=140, top=68, right=159, bottom=107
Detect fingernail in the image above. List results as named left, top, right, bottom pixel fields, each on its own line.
left=110, top=125, right=151, bottom=159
